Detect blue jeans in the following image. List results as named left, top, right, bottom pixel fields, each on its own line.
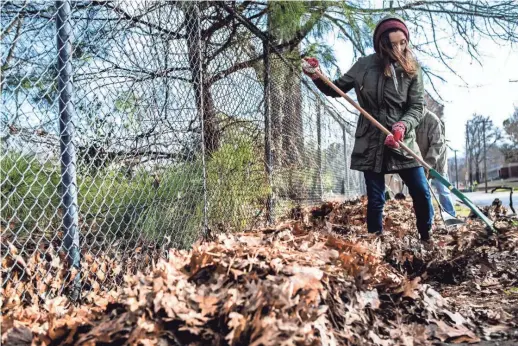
left=430, top=174, right=456, bottom=216
left=364, top=167, right=434, bottom=240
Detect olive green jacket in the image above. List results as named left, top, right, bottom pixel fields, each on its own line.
left=416, top=109, right=448, bottom=174
left=313, top=53, right=425, bottom=173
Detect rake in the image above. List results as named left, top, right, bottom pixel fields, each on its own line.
left=426, top=179, right=465, bottom=227
left=306, top=63, right=495, bottom=233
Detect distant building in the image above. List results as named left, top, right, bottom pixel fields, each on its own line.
left=497, top=162, right=518, bottom=179
left=482, top=147, right=506, bottom=181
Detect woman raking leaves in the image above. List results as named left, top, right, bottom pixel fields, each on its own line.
left=302, top=15, right=434, bottom=248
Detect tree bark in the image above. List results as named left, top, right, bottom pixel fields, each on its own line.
left=185, top=3, right=219, bottom=155
left=269, top=49, right=304, bottom=164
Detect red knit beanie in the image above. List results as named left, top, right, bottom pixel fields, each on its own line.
left=373, top=19, right=409, bottom=53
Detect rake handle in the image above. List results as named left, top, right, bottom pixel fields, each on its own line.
left=312, top=69, right=432, bottom=170
left=309, top=66, right=495, bottom=231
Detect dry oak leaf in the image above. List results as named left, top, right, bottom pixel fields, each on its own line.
left=195, top=295, right=219, bottom=317
left=189, top=251, right=213, bottom=274
left=137, top=315, right=156, bottom=333
left=226, top=312, right=247, bottom=343
left=430, top=320, right=480, bottom=344
left=2, top=326, right=32, bottom=346
left=356, top=289, right=381, bottom=309
left=238, top=235, right=263, bottom=247
left=368, top=330, right=391, bottom=346
left=395, top=277, right=421, bottom=300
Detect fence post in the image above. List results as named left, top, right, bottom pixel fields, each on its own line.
left=342, top=125, right=349, bottom=197
left=56, top=0, right=80, bottom=300
left=185, top=2, right=209, bottom=237
left=316, top=100, right=323, bottom=201
left=193, top=2, right=209, bottom=237
left=263, top=37, right=274, bottom=224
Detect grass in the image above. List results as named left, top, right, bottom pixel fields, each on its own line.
left=1, top=137, right=269, bottom=249
left=454, top=204, right=471, bottom=217
left=504, top=287, right=518, bottom=295
left=1, top=152, right=61, bottom=231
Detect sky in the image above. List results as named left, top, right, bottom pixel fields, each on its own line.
left=419, top=41, right=518, bottom=157
left=320, top=20, right=518, bottom=160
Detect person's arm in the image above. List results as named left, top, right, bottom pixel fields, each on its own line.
left=424, top=116, right=445, bottom=169
left=312, top=58, right=363, bottom=97
left=398, top=67, right=425, bottom=132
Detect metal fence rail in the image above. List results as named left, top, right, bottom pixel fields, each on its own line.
left=1, top=1, right=365, bottom=300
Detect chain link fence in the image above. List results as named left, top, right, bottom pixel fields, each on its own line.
left=1, top=1, right=365, bottom=301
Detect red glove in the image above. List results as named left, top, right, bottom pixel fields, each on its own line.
left=384, top=122, right=406, bottom=149
left=302, top=57, right=320, bottom=80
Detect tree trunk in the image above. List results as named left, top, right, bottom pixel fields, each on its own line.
left=269, top=48, right=303, bottom=168
left=269, top=46, right=305, bottom=201
left=185, top=3, right=219, bottom=155
left=281, top=46, right=303, bottom=167
left=468, top=153, right=473, bottom=185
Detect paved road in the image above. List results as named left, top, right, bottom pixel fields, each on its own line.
left=454, top=191, right=517, bottom=208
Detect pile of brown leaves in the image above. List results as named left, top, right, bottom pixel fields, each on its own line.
left=1, top=239, right=161, bottom=308
left=2, top=197, right=517, bottom=345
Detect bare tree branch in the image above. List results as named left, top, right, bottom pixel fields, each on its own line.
left=102, top=2, right=187, bottom=40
